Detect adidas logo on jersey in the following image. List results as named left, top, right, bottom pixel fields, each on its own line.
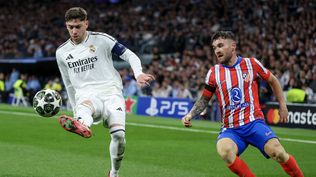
left=116, top=107, right=123, bottom=111
left=66, top=54, right=74, bottom=60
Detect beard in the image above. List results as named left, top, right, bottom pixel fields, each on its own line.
left=218, top=52, right=233, bottom=65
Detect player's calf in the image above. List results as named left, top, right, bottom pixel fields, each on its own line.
left=264, top=139, right=303, bottom=176
left=280, top=155, right=304, bottom=177
left=227, top=156, right=256, bottom=177
left=109, top=127, right=126, bottom=177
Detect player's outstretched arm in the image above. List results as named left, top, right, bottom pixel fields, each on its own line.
left=136, top=73, right=155, bottom=88
left=181, top=95, right=211, bottom=127
left=267, top=73, right=288, bottom=123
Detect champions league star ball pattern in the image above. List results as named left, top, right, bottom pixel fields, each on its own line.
left=33, top=89, right=62, bottom=117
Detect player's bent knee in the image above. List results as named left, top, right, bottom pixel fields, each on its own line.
left=217, top=149, right=236, bottom=163
left=217, top=139, right=237, bottom=163
left=269, top=149, right=287, bottom=163
left=111, top=129, right=126, bottom=142
left=217, top=138, right=237, bottom=154
left=265, top=139, right=288, bottom=163
left=274, top=149, right=287, bottom=163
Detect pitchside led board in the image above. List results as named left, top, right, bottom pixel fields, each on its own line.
left=136, top=97, right=193, bottom=118
left=262, top=102, right=316, bottom=130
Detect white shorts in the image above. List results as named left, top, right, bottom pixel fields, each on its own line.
left=76, top=92, right=126, bottom=128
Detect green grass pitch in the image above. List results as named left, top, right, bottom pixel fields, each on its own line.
left=0, top=104, right=315, bottom=177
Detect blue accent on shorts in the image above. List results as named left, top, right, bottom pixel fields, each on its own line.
left=217, top=119, right=278, bottom=158
left=112, top=42, right=127, bottom=56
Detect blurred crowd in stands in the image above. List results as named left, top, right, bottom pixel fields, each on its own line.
left=0, top=68, right=64, bottom=106
left=0, top=0, right=316, bottom=106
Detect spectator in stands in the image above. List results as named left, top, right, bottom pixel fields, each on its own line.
left=52, top=77, right=62, bottom=92
left=27, top=39, right=43, bottom=58
left=152, top=82, right=163, bottom=98
left=177, top=82, right=193, bottom=99
left=7, top=68, right=19, bottom=92
left=13, top=73, right=28, bottom=106
left=280, top=65, right=290, bottom=90
left=122, top=76, right=138, bottom=97
left=151, top=47, right=161, bottom=62
left=159, top=79, right=172, bottom=98
left=44, top=80, right=54, bottom=90
left=171, top=80, right=181, bottom=98
left=286, top=80, right=307, bottom=103
left=27, top=75, right=41, bottom=103
left=310, top=72, right=316, bottom=93
left=302, top=83, right=314, bottom=103
left=0, top=72, right=5, bottom=103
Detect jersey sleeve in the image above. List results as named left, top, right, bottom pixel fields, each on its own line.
left=95, top=32, right=125, bottom=56
left=119, top=49, right=143, bottom=79
left=99, top=33, right=143, bottom=78
left=203, top=67, right=216, bottom=98
left=251, top=58, right=271, bottom=81
left=56, top=50, right=76, bottom=114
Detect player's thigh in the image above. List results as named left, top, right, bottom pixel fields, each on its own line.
left=76, top=95, right=103, bottom=118
left=217, top=129, right=247, bottom=157
left=216, top=138, right=238, bottom=155
left=104, top=94, right=126, bottom=128
left=246, top=120, right=279, bottom=158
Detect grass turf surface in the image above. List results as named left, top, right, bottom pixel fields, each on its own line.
left=0, top=104, right=315, bottom=177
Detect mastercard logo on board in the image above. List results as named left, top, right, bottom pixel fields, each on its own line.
left=267, top=108, right=280, bottom=124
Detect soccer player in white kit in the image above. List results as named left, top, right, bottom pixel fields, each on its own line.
left=55, top=7, right=155, bottom=177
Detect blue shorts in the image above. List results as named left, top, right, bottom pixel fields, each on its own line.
left=217, top=119, right=278, bottom=158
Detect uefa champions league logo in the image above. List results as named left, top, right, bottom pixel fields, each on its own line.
left=145, top=98, right=159, bottom=116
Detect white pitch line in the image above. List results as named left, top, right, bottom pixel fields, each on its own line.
left=278, top=138, right=316, bottom=144
left=1, top=110, right=316, bottom=144
left=0, top=110, right=35, bottom=117
left=126, top=122, right=316, bottom=144
left=126, top=122, right=218, bottom=134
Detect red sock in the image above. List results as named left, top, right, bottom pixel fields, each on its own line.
left=280, top=155, right=304, bottom=177
left=227, top=156, right=255, bottom=177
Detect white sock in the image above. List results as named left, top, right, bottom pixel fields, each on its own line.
left=76, top=104, right=94, bottom=127
left=109, top=129, right=126, bottom=177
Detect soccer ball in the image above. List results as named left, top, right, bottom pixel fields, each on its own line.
left=33, top=89, right=62, bottom=117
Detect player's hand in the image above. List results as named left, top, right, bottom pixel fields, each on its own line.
left=136, top=73, right=155, bottom=87
left=181, top=114, right=192, bottom=128
left=278, top=106, right=288, bottom=123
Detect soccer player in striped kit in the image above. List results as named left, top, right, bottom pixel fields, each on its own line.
left=182, top=31, right=303, bottom=177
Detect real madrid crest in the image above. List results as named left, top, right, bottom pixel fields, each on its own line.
left=89, top=45, right=96, bottom=53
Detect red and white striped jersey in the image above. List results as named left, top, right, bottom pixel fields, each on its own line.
left=203, top=56, right=271, bottom=128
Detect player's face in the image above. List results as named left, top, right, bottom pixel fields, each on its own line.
left=66, top=19, right=88, bottom=44
left=212, top=38, right=236, bottom=65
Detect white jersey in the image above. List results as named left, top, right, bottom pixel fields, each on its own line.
left=56, top=31, right=143, bottom=109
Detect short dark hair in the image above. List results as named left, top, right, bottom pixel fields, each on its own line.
left=65, top=7, right=87, bottom=22
left=211, top=31, right=236, bottom=44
